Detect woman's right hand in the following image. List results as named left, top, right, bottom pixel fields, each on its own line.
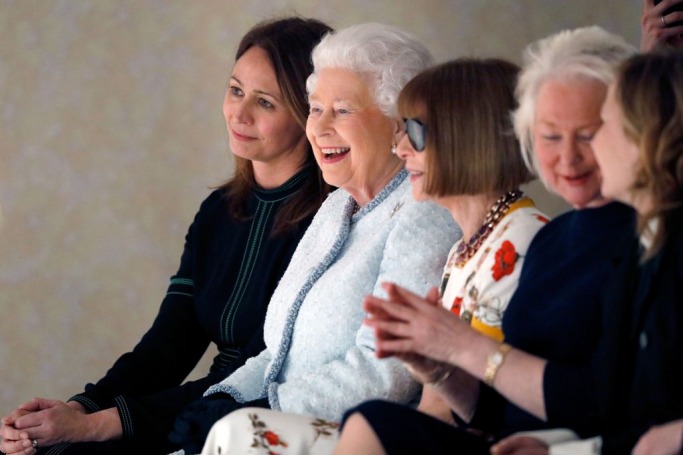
left=1, top=405, right=35, bottom=454
left=0, top=436, right=35, bottom=455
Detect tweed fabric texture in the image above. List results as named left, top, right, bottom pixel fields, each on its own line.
left=206, top=170, right=460, bottom=420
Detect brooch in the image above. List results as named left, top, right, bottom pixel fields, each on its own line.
left=390, top=201, right=404, bottom=217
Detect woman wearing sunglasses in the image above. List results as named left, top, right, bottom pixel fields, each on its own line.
left=396, top=59, right=548, bottom=347
left=333, top=57, right=548, bottom=455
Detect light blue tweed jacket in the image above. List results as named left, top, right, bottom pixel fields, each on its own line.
left=205, top=170, right=461, bottom=421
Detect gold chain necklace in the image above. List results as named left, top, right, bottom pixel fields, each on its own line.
left=453, top=189, right=523, bottom=268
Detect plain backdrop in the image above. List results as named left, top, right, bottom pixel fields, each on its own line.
left=0, top=0, right=641, bottom=416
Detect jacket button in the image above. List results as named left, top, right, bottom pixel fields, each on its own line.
left=639, top=331, right=648, bottom=349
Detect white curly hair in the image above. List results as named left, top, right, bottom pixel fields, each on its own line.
left=306, top=22, right=434, bottom=119
left=513, top=26, right=636, bottom=180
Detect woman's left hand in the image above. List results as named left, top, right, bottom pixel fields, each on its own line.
left=378, top=286, right=454, bottom=384
left=10, top=398, right=88, bottom=447
left=364, top=282, right=473, bottom=366
left=399, top=351, right=454, bottom=385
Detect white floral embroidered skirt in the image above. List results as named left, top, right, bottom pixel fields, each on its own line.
left=199, top=408, right=340, bottom=455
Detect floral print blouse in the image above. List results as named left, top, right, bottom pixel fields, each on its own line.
left=440, top=198, right=549, bottom=341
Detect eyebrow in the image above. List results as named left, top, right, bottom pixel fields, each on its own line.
left=537, top=120, right=602, bottom=128
left=231, top=75, right=281, bottom=102
left=307, top=95, right=361, bottom=106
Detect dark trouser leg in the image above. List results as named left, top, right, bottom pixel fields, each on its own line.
left=37, top=435, right=178, bottom=455
left=342, top=400, right=490, bottom=455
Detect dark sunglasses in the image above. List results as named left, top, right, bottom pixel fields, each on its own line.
left=403, top=118, right=427, bottom=152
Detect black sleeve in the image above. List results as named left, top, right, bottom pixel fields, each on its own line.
left=468, top=384, right=505, bottom=435
left=600, top=424, right=650, bottom=455
left=70, top=204, right=211, bottom=412
left=543, top=361, right=600, bottom=438
left=107, top=322, right=269, bottom=439
left=108, top=370, right=227, bottom=438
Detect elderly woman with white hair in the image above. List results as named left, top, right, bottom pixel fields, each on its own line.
left=328, top=26, right=638, bottom=455
left=167, top=22, right=460, bottom=454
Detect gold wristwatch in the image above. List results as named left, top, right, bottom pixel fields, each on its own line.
left=484, top=343, right=512, bottom=387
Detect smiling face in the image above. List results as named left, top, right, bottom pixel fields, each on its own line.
left=592, top=84, right=641, bottom=207
left=223, top=46, right=309, bottom=184
left=306, top=68, right=401, bottom=204
left=533, top=78, right=607, bottom=209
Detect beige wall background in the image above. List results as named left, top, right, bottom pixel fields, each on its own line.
left=1, top=0, right=640, bottom=415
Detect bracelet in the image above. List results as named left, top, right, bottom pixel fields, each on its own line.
left=484, top=343, right=512, bottom=387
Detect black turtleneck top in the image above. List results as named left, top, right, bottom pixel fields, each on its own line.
left=68, top=166, right=316, bottom=441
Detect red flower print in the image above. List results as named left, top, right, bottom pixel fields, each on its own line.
left=249, top=413, right=289, bottom=452
left=264, top=431, right=280, bottom=446
left=492, top=240, right=518, bottom=281
left=450, top=297, right=463, bottom=317
left=536, top=214, right=550, bottom=223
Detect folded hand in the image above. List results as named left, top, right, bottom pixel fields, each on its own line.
left=364, top=282, right=473, bottom=366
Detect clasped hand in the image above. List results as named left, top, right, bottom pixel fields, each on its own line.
left=364, top=282, right=472, bottom=382
left=0, top=398, right=87, bottom=454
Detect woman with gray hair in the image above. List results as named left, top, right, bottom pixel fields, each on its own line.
left=167, top=22, right=459, bottom=454
left=332, top=26, right=638, bottom=455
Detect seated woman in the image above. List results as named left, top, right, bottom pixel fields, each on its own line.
left=594, top=50, right=683, bottom=454
left=334, top=26, right=638, bottom=455
left=0, top=17, right=333, bottom=455
left=496, top=48, right=683, bottom=455
left=168, top=23, right=460, bottom=454
left=197, top=57, right=549, bottom=455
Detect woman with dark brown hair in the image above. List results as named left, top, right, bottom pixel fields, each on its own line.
left=334, top=56, right=547, bottom=455
left=0, top=16, right=332, bottom=455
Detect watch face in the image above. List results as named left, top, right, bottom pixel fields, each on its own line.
left=491, top=352, right=504, bottom=365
